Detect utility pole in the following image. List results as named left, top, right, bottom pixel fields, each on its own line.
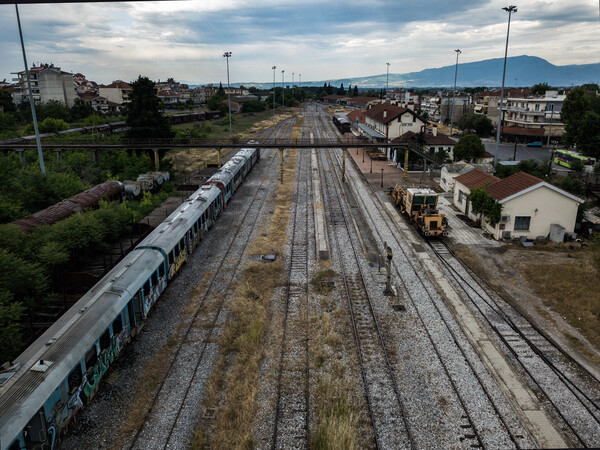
left=223, top=52, right=232, bottom=137
left=449, top=49, right=461, bottom=136
left=494, top=5, right=517, bottom=167
left=16, top=4, right=45, bottom=175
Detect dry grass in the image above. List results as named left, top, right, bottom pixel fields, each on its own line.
left=453, top=244, right=600, bottom=363
left=520, top=252, right=600, bottom=355
left=114, top=272, right=215, bottom=447
left=191, top=148, right=299, bottom=448
left=165, top=148, right=219, bottom=179
left=310, top=267, right=359, bottom=450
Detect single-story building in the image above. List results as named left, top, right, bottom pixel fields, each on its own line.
left=439, top=162, right=495, bottom=192
left=391, top=126, right=456, bottom=160
left=453, top=169, right=584, bottom=241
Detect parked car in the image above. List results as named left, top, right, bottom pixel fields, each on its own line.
left=527, top=141, right=543, bottom=147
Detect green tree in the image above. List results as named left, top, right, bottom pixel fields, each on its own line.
left=561, top=86, right=591, bottom=147
left=70, top=98, right=95, bottom=121
left=0, top=90, right=16, bottom=113
left=558, top=175, right=585, bottom=196
left=126, top=76, right=173, bottom=139
left=453, top=134, right=485, bottom=162
left=353, top=85, right=359, bottom=96
left=24, top=117, right=69, bottom=134
left=576, top=111, right=600, bottom=157
left=41, top=99, right=70, bottom=121
left=0, top=289, right=25, bottom=364
left=241, top=100, right=267, bottom=113
left=217, top=82, right=225, bottom=96
left=337, top=83, right=346, bottom=95
left=468, top=187, right=502, bottom=224
left=457, top=112, right=493, bottom=137
left=531, top=82, right=551, bottom=95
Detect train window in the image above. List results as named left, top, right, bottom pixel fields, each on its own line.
left=113, top=314, right=123, bottom=334
left=143, top=280, right=150, bottom=298
left=151, top=270, right=158, bottom=287
left=174, top=244, right=180, bottom=257
left=179, top=237, right=185, bottom=250
left=158, top=262, right=165, bottom=278
left=9, top=439, right=21, bottom=450
left=168, top=250, right=174, bottom=265
left=67, top=364, right=83, bottom=393
left=85, top=346, right=97, bottom=372
left=99, top=329, right=111, bottom=351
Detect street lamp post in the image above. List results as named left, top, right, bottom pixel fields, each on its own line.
left=449, top=49, right=461, bottom=136
left=381, top=168, right=384, bottom=188
left=223, top=51, right=232, bottom=137
left=15, top=4, right=45, bottom=175
left=386, top=62, right=390, bottom=98
left=272, top=66, right=276, bottom=112
left=281, top=70, right=285, bottom=108
left=494, top=5, right=517, bottom=166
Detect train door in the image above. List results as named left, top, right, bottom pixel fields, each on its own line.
left=23, top=408, right=49, bottom=449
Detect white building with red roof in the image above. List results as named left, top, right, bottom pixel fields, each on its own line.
left=363, top=102, right=427, bottom=141
left=98, top=80, right=132, bottom=105
left=453, top=169, right=583, bottom=241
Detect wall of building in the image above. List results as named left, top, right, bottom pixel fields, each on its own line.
left=483, top=185, right=579, bottom=240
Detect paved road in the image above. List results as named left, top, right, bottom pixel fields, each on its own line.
left=482, top=139, right=552, bottom=163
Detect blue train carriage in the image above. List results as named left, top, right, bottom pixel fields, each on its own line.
left=0, top=248, right=167, bottom=450
left=137, top=183, right=223, bottom=279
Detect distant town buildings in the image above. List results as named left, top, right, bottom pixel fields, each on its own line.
left=11, top=63, right=77, bottom=107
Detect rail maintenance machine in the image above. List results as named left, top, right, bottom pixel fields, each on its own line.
left=391, top=186, right=448, bottom=237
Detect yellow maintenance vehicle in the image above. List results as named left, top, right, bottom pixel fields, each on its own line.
left=391, top=186, right=448, bottom=237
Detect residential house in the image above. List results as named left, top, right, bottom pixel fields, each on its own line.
left=363, top=102, right=427, bottom=141
left=453, top=169, right=583, bottom=241
left=453, top=168, right=500, bottom=219
left=420, top=94, right=440, bottom=122
left=391, top=126, right=456, bottom=160
left=157, top=90, right=180, bottom=107
left=11, top=63, right=77, bottom=107
left=98, top=80, right=132, bottom=105
left=440, top=162, right=495, bottom=192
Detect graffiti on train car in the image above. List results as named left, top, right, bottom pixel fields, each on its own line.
left=169, top=248, right=188, bottom=278
left=82, top=331, right=127, bottom=399
left=142, top=277, right=167, bottom=315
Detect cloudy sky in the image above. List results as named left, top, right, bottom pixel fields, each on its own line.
left=0, top=0, right=598, bottom=86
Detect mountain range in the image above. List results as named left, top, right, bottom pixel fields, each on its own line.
left=232, top=55, right=600, bottom=90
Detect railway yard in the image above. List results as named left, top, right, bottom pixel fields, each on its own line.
left=12, top=103, right=600, bottom=449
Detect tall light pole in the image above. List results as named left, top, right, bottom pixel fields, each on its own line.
left=272, top=65, right=276, bottom=111
left=449, top=49, right=461, bottom=136
left=386, top=62, right=390, bottom=99
left=15, top=4, right=45, bottom=175
left=223, top=51, right=232, bottom=137
left=494, top=5, right=517, bottom=166
left=281, top=70, right=285, bottom=108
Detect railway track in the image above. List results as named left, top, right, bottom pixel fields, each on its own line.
left=314, top=112, right=413, bottom=448
left=428, top=239, right=600, bottom=447
left=315, top=107, right=533, bottom=447
left=271, top=136, right=311, bottom=449
left=127, top=152, right=281, bottom=449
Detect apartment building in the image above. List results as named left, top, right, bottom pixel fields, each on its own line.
left=502, top=90, right=566, bottom=143
left=11, top=63, right=77, bottom=107
left=473, top=88, right=530, bottom=127
left=98, top=80, right=132, bottom=105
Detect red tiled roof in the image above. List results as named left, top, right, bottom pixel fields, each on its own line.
left=364, top=102, right=406, bottom=124
left=346, top=109, right=365, bottom=124
left=103, top=81, right=132, bottom=89
left=454, top=168, right=500, bottom=189
left=391, top=131, right=454, bottom=146
left=323, top=94, right=346, bottom=100
left=484, top=171, right=541, bottom=201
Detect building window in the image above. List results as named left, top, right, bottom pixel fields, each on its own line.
left=514, top=216, right=531, bottom=231
left=458, top=190, right=465, bottom=204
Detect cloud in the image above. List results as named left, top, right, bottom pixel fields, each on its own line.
left=0, top=0, right=597, bottom=85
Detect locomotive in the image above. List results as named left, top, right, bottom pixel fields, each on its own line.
left=0, top=146, right=259, bottom=450
left=391, top=185, right=448, bottom=237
